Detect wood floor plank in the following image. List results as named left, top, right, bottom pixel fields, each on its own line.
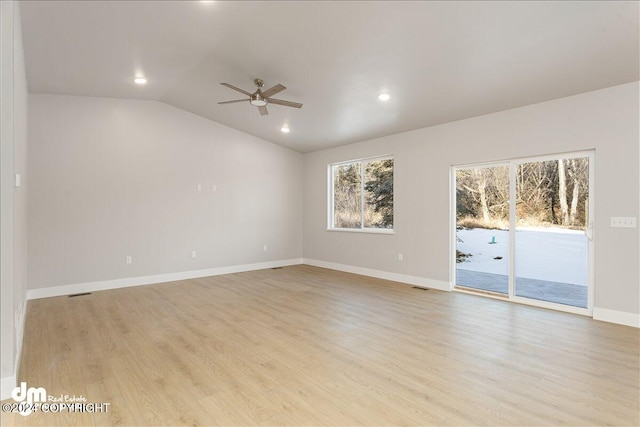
left=2, top=265, right=638, bottom=426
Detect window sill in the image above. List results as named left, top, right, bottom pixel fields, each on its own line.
left=326, top=228, right=395, bottom=235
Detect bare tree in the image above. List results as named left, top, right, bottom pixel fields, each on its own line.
left=567, top=159, right=579, bottom=225
left=476, top=169, right=491, bottom=223
left=516, top=161, right=554, bottom=223
left=457, top=166, right=510, bottom=227
left=333, top=163, right=361, bottom=228
left=489, top=167, right=510, bottom=220
left=558, top=159, right=569, bottom=225
left=457, top=157, right=588, bottom=229
left=569, top=158, right=589, bottom=226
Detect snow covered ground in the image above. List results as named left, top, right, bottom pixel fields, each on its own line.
left=456, top=227, right=588, bottom=286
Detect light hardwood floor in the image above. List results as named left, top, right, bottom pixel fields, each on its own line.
left=2, top=265, right=638, bottom=426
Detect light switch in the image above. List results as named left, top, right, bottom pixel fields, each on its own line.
left=15, top=174, right=21, bottom=188
left=610, top=217, right=637, bottom=228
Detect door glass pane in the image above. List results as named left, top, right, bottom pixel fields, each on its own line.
left=514, top=158, right=589, bottom=308
left=455, top=165, right=510, bottom=294
left=333, top=163, right=362, bottom=228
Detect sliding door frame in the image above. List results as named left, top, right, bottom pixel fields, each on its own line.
left=451, top=150, right=595, bottom=316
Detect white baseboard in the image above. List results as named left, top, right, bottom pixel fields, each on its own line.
left=25, top=259, right=638, bottom=330
left=303, top=258, right=451, bottom=291
left=593, top=307, right=640, bottom=328
left=27, top=258, right=304, bottom=300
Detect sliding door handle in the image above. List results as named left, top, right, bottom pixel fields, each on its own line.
left=585, top=222, right=593, bottom=241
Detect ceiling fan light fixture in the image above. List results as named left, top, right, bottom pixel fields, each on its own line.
left=250, top=93, right=267, bottom=107
left=281, top=126, right=290, bottom=133
left=378, top=93, right=390, bottom=101
left=134, top=77, right=147, bottom=85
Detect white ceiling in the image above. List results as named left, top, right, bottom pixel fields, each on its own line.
left=20, top=1, right=639, bottom=153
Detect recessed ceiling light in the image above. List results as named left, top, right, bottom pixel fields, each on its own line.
left=281, top=126, right=290, bottom=133
left=378, top=93, right=390, bottom=101
left=134, top=77, right=147, bottom=85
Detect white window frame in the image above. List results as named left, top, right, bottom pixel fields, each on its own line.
left=327, top=155, right=394, bottom=234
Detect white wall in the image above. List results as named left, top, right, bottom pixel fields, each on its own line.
left=304, top=82, right=639, bottom=321
left=1, top=0, right=29, bottom=399
left=28, top=95, right=303, bottom=291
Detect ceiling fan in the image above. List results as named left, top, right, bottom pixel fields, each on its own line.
left=218, top=79, right=303, bottom=116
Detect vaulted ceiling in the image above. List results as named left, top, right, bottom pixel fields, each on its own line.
left=20, top=1, right=639, bottom=153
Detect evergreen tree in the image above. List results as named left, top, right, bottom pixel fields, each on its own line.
left=364, top=159, right=394, bottom=228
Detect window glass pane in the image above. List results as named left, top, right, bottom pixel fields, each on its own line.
left=364, top=159, right=394, bottom=228
left=333, top=163, right=362, bottom=228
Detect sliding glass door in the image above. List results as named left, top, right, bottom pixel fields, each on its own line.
left=453, top=152, right=593, bottom=314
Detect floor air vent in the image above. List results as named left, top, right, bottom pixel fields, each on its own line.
left=68, top=292, right=92, bottom=298
left=271, top=267, right=284, bottom=270
left=412, top=287, right=429, bottom=291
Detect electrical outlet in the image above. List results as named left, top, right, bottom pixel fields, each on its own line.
left=191, top=251, right=197, bottom=259
left=263, top=245, right=268, bottom=252
left=398, top=253, right=404, bottom=261
left=125, top=256, right=132, bottom=264
left=610, top=217, right=637, bottom=228
left=196, top=184, right=202, bottom=192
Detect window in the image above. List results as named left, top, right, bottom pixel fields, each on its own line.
left=329, top=156, right=394, bottom=232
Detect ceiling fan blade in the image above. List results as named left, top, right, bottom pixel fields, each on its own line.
left=268, top=98, right=303, bottom=109
left=220, top=83, right=252, bottom=97
left=218, top=99, right=248, bottom=105
left=261, top=84, right=286, bottom=98
left=258, top=105, right=269, bottom=116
